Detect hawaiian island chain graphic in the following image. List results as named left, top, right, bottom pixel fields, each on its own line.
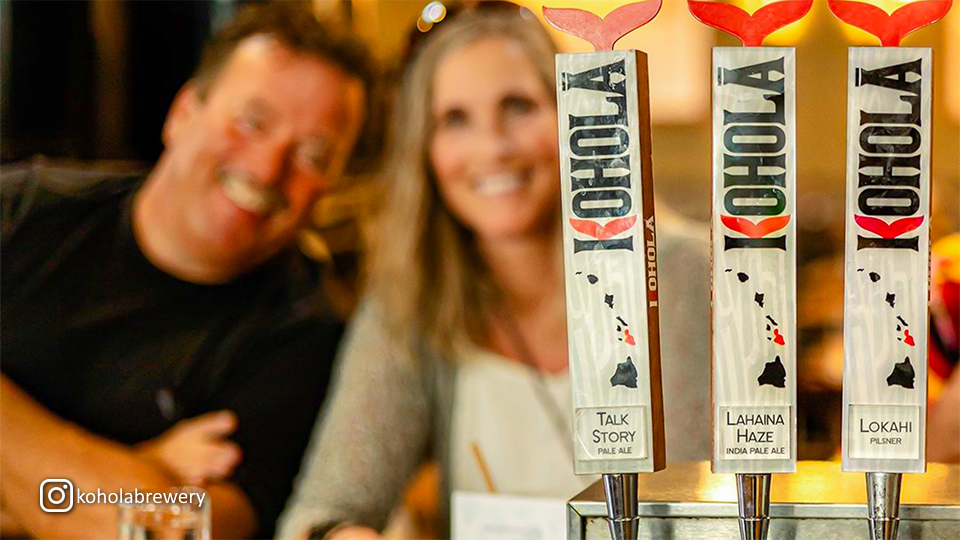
left=574, top=271, right=642, bottom=389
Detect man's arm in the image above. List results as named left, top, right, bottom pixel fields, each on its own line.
left=0, top=375, right=257, bottom=539
left=206, top=483, right=258, bottom=540
left=0, top=502, right=29, bottom=537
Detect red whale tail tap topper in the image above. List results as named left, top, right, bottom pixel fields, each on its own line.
left=542, top=0, right=663, bottom=51
left=828, top=0, right=953, bottom=47
left=687, top=0, right=814, bottom=46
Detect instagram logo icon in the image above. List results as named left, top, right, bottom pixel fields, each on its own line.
left=40, top=479, right=74, bottom=513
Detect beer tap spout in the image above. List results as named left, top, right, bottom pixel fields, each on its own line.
left=602, top=473, right=639, bottom=540
left=737, top=473, right=771, bottom=540
left=867, top=472, right=902, bottom=540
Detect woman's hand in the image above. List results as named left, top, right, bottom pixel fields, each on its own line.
left=137, top=411, right=242, bottom=485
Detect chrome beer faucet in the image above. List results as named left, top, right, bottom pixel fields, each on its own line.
left=737, top=473, right=771, bottom=540
left=603, top=473, right=639, bottom=540
left=866, top=473, right=902, bottom=540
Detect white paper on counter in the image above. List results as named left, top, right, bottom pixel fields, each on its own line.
left=451, top=492, right=567, bottom=540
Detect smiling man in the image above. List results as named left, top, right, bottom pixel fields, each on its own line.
left=0, top=3, right=370, bottom=538
left=137, top=30, right=365, bottom=284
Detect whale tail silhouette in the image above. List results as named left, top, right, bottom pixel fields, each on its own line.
left=828, top=0, right=953, bottom=46
left=687, top=0, right=813, bottom=46
left=543, top=1, right=662, bottom=51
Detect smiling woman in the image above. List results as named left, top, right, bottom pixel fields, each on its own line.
left=429, top=37, right=560, bottom=248
left=371, top=5, right=560, bottom=357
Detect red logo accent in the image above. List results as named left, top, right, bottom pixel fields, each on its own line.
left=624, top=329, right=637, bottom=346
left=543, top=1, right=662, bottom=51
left=687, top=0, right=814, bottom=46
left=721, top=215, right=791, bottom=238
left=569, top=216, right=638, bottom=240
left=828, top=0, right=953, bottom=47
left=854, top=215, right=924, bottom=239
left=904, top=329, right=916, bottom=347
left=773, top=329, right=785, bottom=346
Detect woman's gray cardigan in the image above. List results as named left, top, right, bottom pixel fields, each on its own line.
left=276, top=218, right=712, bottom=539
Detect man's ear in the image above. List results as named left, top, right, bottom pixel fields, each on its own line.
left=162, top=83, right=201, bottom=147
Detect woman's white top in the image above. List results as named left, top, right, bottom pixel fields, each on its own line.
left=451, top=347, right=597, bottom=499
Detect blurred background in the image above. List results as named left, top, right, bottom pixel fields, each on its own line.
left=1, top=0, right=957, bottom=461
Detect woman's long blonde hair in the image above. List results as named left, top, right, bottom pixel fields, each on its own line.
left=368, top=6, right=559, bottom=357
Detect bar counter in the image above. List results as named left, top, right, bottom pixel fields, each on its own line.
left=568, top=461, right=959, bottom=539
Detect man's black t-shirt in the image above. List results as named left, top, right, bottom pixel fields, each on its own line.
left=1, top=165, right=342, bottom=537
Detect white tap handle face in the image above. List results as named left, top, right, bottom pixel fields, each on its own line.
left=841, top=47, right=932, bottom=474
left=555, top=50, right=665, bottom=475
left=710, top=47, right=798, bottom=475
